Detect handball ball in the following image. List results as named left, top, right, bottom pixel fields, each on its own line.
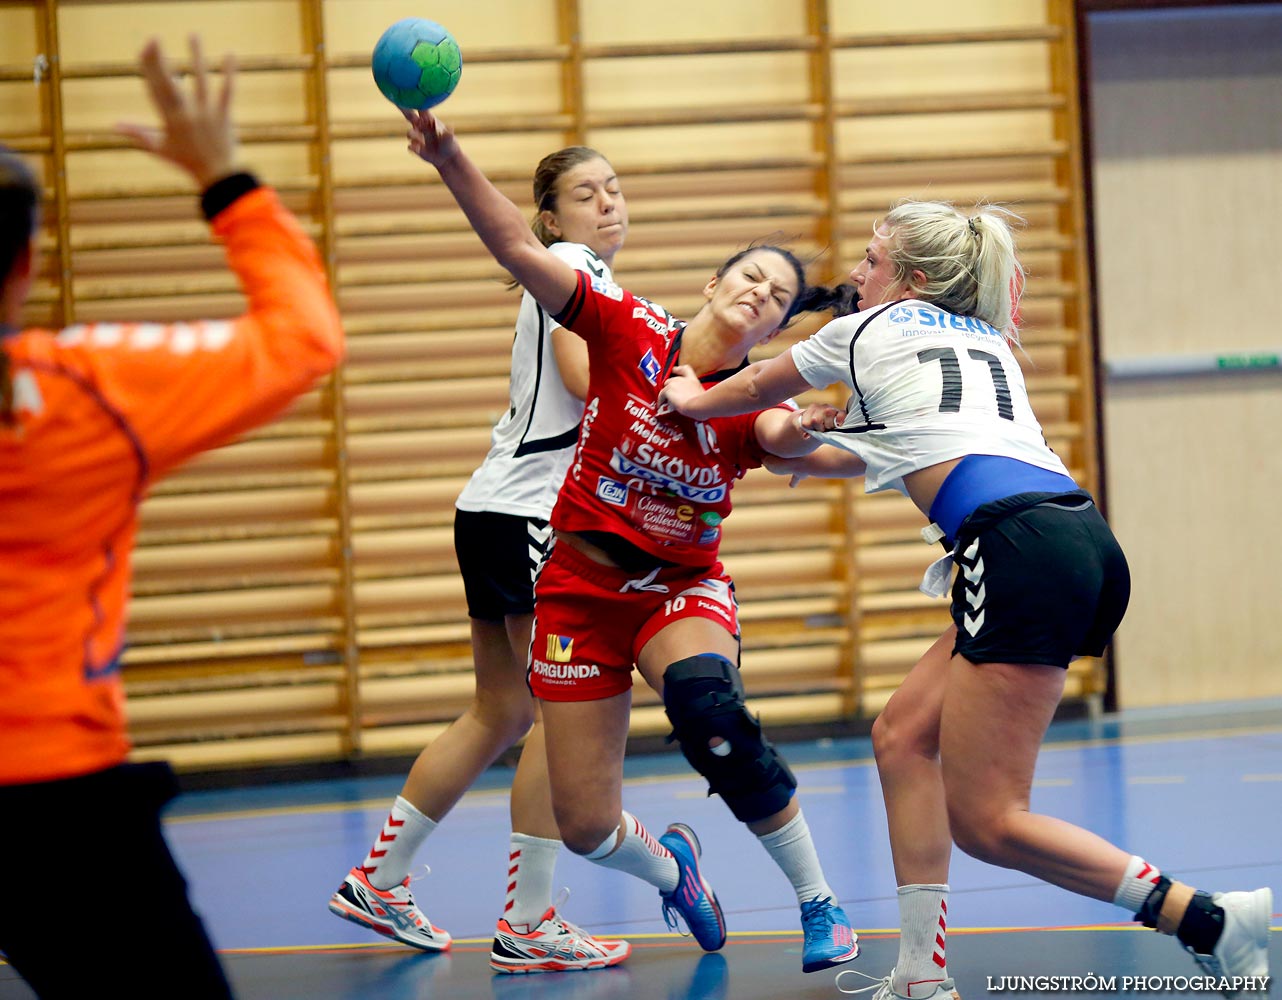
left=371, top=18, right=462, bottom=110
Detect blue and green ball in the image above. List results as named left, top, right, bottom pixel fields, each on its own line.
left=371, top=18, right=462, bottom=110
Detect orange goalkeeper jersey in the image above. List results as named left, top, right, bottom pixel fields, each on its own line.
left=0, top=185, right=344, bottom=784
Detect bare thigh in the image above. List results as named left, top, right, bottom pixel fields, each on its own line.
left=540, top=690, right=632, bottom=853
left=939, top=657, right=1064, bottom=824
left=635, top=616, right=739, bottom=694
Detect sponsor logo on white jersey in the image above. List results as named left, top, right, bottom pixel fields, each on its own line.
left=893, top=305, right=1001, bottom=338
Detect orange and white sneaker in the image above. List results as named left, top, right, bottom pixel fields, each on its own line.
left=490, top=903, right=631, bottom=974
left=327, top=866, right=451, bottom=952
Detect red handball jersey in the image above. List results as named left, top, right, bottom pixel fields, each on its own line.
left=551, top=269, right=787, bottom=568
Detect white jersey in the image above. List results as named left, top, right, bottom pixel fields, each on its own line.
left=456, top=242, right=612, bottom=518
left=790, top=299, right=1069, bottom=496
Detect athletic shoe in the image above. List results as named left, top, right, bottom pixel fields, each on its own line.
left=490, top=903, right=631, bottom=973
left=800, top=895, right=860, bottom=972
left=834, top=968, right=961, bottom=999
left=1186, top=887, right=1272, bottom=988
left=658, top=823, right=726, bottom=951
left=327, top=866, right=451, bottom=951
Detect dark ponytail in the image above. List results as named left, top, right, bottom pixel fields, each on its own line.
left=791, top=281, right=860, bottom=322
left=0, top=145, right=40, bottom=427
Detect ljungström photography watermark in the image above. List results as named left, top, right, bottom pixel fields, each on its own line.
left=984, top=974, right=1272, bottom=994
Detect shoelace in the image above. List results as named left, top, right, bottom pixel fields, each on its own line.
left=405, top=864, right=432, bottom=886
left=545, top=887, right=587, bottom=939
left=800, top=895, right=837, bottom=936
left=661, top=899, right=686, bottom=935
left=541, top=887, right=617, bottom=949
left=833, top=968, right=895, bottom=997
left=658, top=850, right=696, bottom=938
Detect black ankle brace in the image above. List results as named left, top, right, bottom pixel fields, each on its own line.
left=1175, top=892, right=1226, bottom=955
left=1133, top=876, right=1225, bottom=954
left=1134, top=875, right=1172, bottom=928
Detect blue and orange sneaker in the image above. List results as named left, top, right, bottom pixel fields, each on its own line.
left=800, top=895, right=859, bottom=973
left=658, top=823, right=726, bottom=951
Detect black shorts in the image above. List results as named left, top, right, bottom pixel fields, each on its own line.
left=454, top=508, right=551, bottom=620
left=949, top=490, right=1131, bottom=668
left=0, top=763, right=233, bottom=998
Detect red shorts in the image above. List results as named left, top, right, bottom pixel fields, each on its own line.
left=529, top=539, right=740, bottom=702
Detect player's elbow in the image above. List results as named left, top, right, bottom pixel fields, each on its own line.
left=256, top=293, right=346, bottom=384
left=295, top=298, right=346, bottom=374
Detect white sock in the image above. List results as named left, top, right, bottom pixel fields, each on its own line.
left=756, top=809, right=834, bottom=905
left=583, top=811, right=678, bottom=892
left=362, top=795, right=437, bottom=890
left=893, top=884, right=950, bottom=998
left=503, top=832, right=560, bottom=931
left=1113, top=855, right=1163, bottom=913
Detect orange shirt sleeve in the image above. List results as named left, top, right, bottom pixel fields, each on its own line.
left=58, top=186, right=344, bottom=478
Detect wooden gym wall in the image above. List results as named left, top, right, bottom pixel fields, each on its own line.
left=0, top=0, right=1101, bottom=771
left=1088, top=4, right=1282, bottom=708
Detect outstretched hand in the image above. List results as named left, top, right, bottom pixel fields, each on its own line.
left=403, top=108, right=460, bottom=166
left=117, top=36, right=237, bottom=189
left=658, top=365, right=705, bottom=416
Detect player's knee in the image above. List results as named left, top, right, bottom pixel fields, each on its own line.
left=662, top=653, right=797, bottom=824
left=872, top=698, right=935, bottom=770
left=469, top=686, right=535, bottom=743
left=870, top=709, right=897, bottom=763
left=558, top=814, right=618, bottom=856
left=947, top=802, right=1014, bottom=866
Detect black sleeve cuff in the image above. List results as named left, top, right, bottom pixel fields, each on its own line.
left=200, top=172, right=262, bottom=221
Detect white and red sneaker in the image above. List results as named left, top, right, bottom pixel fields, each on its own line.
left=835, top=968, right=961, bottom=999
left=327, top=866, right=451, bottom=952
left=490, top=905, right=631, bottom=974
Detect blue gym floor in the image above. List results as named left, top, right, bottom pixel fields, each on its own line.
left=2, top=700, right=1279, bottom=999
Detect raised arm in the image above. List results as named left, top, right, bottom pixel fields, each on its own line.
left=404, top=109, right=578, bottom=316
left=660, top=347, right=812, bottom=420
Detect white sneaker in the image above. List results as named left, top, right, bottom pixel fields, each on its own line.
left=327, top=866, right=451, bottom=951
left=490, top=905, right=631, bottom=973
left=1186, top=887, right=1272, bottom=986
left=836, top=968, right=961, bottom=999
